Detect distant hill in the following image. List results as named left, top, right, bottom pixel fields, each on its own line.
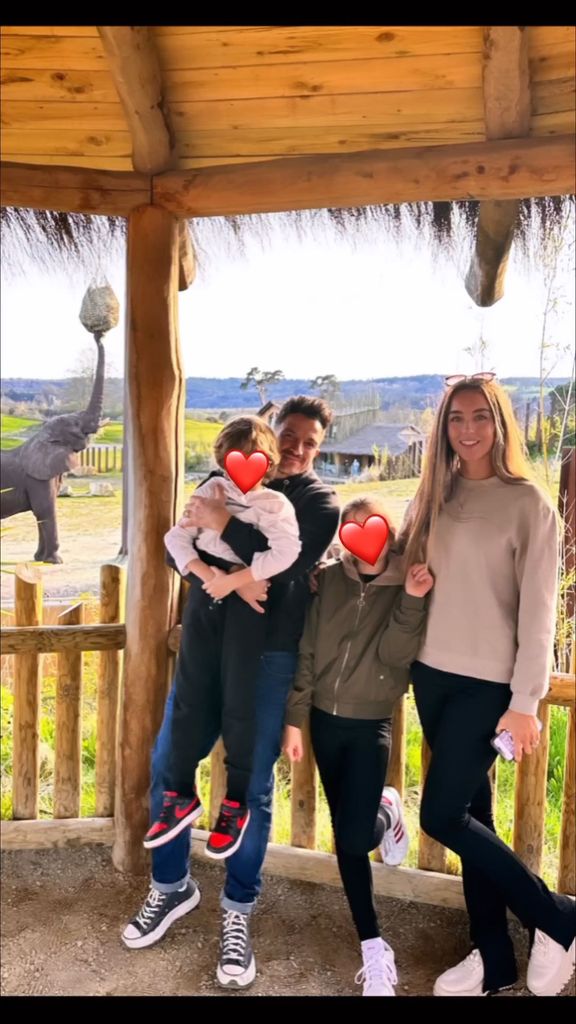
left=0, top=375, right=569, bottom=412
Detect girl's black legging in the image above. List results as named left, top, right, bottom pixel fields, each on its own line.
left=310, top=706, right=392, bottom=941
left=412, top=660, right=575, bottom=992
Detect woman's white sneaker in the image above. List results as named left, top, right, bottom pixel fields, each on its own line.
left=527, top=930, right=576, bottom=996
left=433, top=949, right=486, bottom=996
left=355, top=938, right=397, bottom=996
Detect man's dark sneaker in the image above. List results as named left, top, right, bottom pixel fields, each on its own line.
left=205, top=799, right=251, bottom=860
left=121, top=879, right=201, bottom=949
left=143, top=790, right=203, bottom=849
left=216, top=909, right=256, bottom=989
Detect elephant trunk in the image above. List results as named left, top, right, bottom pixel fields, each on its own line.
left=80, top=335, right=105, bottom=435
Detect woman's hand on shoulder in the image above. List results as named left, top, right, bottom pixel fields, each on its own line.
left=308, top=561, right=328, bottom=594
left=404, top=563, right=434, bottom=598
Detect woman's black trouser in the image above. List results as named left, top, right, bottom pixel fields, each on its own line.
left=412, top=660, right=575, bottom=993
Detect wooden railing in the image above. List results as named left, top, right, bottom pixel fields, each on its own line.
left=2, top=564, right=574, bottom=900
left=1, top=564, right=125, bottom=825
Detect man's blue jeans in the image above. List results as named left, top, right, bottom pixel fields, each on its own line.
left=150, top=651, right=298, bottom=914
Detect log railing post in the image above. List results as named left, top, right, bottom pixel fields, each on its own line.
left=12, top=567, right=43, bottom=819
left=290, top=720, right=317, bottom=850
left=209, top=740, right=227, bottom=830
left=559, top=641, right=575, bottom=894
left=96, top=564, right=124, bottom=817
left=513, top=702, right=550, bottom=873
left=386, top=696, right=406, bottom=797
left=54, top=602, right=84, bottom=818
left=558, top=702, right=575, bottom=894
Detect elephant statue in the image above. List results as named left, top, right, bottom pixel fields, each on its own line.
left=1, top=335, right=105, bottom=563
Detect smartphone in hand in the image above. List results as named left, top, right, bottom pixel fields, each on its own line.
left=491, top=719, right=543, bottom=761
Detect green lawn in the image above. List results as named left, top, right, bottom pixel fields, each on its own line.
left=94, top=419, right=221, bottom=449
left=1, top=414, right=40, bottom=433
left=95, top=422, right=124, bottom=444
left=0, top=414, right=41, bottom=450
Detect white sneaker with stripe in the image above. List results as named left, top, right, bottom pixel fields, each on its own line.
left=379, top=786, right=409, bottom=867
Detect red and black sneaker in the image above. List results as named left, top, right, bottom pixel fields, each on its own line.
left=143, top=790, right=203, bottom=849
left=205, top=800, right=251, bottom=860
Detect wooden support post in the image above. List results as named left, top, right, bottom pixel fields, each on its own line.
left=178, top=220, right=196, bottom=291
left=54, top=603, right=84, bottom=819
left=12, top=567, right=43, bottom=819
left=96, top=565, right=124, bottom=817
left=513, top=702, right=550, bottom=873
left=112, top=204, right=185, bottom=873
left=466, top=27, right=531, bottom=306
left=290, top=719, right=317, bottom=850
left=418, top=737, right=447, bottom=872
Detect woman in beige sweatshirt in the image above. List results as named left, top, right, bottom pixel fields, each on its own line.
left=400, top=373, right=574, bottom=997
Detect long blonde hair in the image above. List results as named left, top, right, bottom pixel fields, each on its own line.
left=399, top=380, right=532, bottom=566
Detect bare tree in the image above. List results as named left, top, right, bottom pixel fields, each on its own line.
left=240, top=367, right=285, bottom=405
left=551, top=361, right=576, bottom=469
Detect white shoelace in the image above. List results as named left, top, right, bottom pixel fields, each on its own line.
left=460, top=948, right=483, bottom=973
left=355, top=944, right=398, bottom=992
left=135, top=887, right=167, bottom=928
left=222, top=910, right=249, bottom=963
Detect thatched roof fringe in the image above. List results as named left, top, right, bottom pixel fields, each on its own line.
left=1, top=197, right=574, bottom=281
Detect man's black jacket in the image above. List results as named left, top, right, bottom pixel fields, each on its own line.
left=168, top=469, right=339, bottom=652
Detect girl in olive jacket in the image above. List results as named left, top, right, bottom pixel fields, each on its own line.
left=283, top=495, right=433, bottom=997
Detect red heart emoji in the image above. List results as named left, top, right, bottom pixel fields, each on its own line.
left=339, top=514, right=390, bottom=566
left=225, top=450, right=270, bottom=493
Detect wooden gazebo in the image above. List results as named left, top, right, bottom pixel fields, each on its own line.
left=1, top=25, right=575, bottom=879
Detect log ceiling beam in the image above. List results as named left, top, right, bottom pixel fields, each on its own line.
left=153, top=135, right=575, bottom=217
left=0, top=161, right=150, bottom=215
left=2, top=135, right=574, bottom=219
left=97, top=26, right=195, bottom=291
left=96, top=26, right=176, bottom=176
left=465, top=26, right=532, bottom=307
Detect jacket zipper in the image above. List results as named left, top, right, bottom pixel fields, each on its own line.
left=332, top=581, right=366, bottom=714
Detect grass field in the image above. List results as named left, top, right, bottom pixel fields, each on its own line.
left=96, top=419, right=222, bottom=447
left=0, top=413, right=41, bottom=449
left=1, top=414, right=40, bottom=433
left=0, top=417, right=222, bottom=452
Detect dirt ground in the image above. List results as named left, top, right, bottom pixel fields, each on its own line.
left=1, top=845, right=574, bottom=998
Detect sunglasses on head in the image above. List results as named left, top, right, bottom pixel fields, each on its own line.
left=444, top=372, right=497, bottom=387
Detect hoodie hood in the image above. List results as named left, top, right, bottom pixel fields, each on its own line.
left=341, top=550, right=405, bottom=587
